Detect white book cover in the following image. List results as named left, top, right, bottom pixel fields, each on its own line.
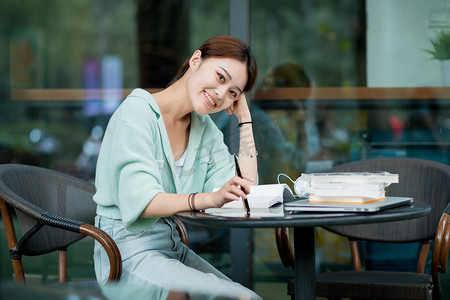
left=310, top=182, right=387, bottom=190
left=300, top=172, right=399, bottom=184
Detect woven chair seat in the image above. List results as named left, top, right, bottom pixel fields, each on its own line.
left=317, top=271, right=433, bottom=300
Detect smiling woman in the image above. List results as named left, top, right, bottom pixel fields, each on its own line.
left=92, top=36, right=261, bottom=300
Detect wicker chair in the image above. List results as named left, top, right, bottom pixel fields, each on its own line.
left=0, top=163, right=122, bottom=283
left=275, top=157, right=450, bottom=300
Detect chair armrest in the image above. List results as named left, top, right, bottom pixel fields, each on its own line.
left=80, top=224, right=122, bottom=282
left=275, top=227, right=295, bottom=269
left=432, top=213, right=450, bottom=276
left=431, top=212, right=450, bottom=299
left=41, top=212, right=122, bottom=282
left=173, top=216, right=190, bottom=247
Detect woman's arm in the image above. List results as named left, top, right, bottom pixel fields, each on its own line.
left=237, top=120, right=257, bottom=180
left=226, top=94, right=258, bottom=180
left=140, top=173, right=255, bottom=217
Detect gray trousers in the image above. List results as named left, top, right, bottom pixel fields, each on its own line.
left=94, top=216, right=261, bottom=300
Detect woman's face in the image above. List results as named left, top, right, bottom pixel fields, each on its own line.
left=187, top=51, right=248, bottom=115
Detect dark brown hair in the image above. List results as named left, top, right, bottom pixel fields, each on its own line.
left=169, top=35, right=258, bottom=92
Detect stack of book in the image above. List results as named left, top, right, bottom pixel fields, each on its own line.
left=299, top=172, right=399, bottom=203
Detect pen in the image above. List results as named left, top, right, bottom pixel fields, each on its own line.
left=234, top=154, right=250, bottom=213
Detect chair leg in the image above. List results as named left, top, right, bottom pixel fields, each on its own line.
left=58, top=250, right=67, bottom=282
left=0, top=199, right=25, bottom=283
left=417, top=241, right=431, bottom=273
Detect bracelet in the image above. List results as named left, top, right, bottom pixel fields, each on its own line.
left=188, top=193, right=193, bottom=211
left=239, top=151, right=258, bottom=158
left=237, top=121, right=252, bottom=128
left=188, top=192, right=199, bottom=211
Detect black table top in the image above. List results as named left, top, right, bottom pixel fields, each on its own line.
left=176, top=201, right=431, bottom=228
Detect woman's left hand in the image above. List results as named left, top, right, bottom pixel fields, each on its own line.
left=225, top=94, right=251, bottom=122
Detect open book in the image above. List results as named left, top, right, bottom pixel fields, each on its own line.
left=211, top=184, right=296, bottom=210
left=206, top=205, right=284, bottom=217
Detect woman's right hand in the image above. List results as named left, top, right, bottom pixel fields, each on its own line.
left=206, top=174, right=255, bottom=208
left=140, top=174, right=255, bottom=217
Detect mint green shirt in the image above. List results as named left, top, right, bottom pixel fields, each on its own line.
left=94, top=88, right=235, bottom=232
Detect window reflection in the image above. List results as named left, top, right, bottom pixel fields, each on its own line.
left=249, top=0, right=450, bottom=286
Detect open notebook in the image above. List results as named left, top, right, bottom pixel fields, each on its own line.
left=213, top=183, right=296, bottom=209
left=284, top=196, right=413, bottom=213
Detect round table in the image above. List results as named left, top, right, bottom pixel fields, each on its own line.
left=177, top=201, right=431, bottom=300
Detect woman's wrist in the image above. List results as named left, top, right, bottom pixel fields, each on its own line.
left=237, top=121, right=252, bottom=128
left=235, top=105, right=251, bottom=123
left=193, top=193, right=211, bottom=211
left=237, top=115, right=252, bottom=123
left=188, top=192, right=199, bottom=211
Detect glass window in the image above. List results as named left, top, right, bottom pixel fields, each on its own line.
left=0, top=0, right=229, bottom=178
left=0, top=0, right=231, bottom=281
left=250, top=0, right=450, bottom=290
left=250, top=0, right=367, bottom=185
left=250, top=0, right=449, bottom=186
left=1, top=0, right=450, bottom=296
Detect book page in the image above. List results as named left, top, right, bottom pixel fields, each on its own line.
left=216, top=184, right=294, bottom=209
left=206, top=204, right=284, bottom=217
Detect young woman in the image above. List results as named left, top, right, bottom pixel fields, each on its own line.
left=93, top=36, right=261, bottom=299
